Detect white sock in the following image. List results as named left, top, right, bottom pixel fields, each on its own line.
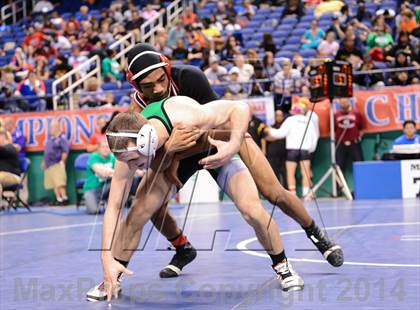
left=57, top=197, right=63, bottom=202
left=62, top=196, right=68, bottom=201
left=302, top=187, right=310, bottom=196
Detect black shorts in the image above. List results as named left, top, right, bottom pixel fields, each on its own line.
left=287, top=149, right=311, bottom=162
left=177, top=149, right=219, bottom=185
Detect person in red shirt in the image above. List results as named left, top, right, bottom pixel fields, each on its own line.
left=334, top=98, right=365, bottom=175
left=86, top=116, right=108, bottom=152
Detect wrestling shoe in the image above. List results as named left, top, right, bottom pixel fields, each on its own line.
left=159, top=242, right=197, bottom=278
left=273, top=260, right=304, bottom=292
left=86, top=274, right=122, bottom=302
left=305, top=223, right=344, bottom=267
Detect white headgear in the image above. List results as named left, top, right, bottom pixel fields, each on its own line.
left=106, top=124, right=158, bottom=157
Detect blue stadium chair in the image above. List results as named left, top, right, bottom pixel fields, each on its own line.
left=272, top=6, right=284, bottom=13
left=74, top=153, right=90, bottom=209
left=251, top=14, right=267, bottom=22
left=284, top=36, right=301, bottom=45
left=300, top=48, right=317, bottom=59
left=281, top=17, right=298, bottom=25
left=0, top=57, right=8, bottom=67
left=252, top=32, right=264, bottom=40
left=282, top=44, right=300, bottom=53
left=258, top=7, right=271, bottom=14
left=292, top=28, right=307, bottom=37
left=301, top=15, right=314, bottom=22
left=277, top=25, right=292, bottom=32
left=319, top=13, right=335, bottom=20
left=277, top=51, right=293, bottom=59
left=62, top=12, right=72, bottom=20
left=244, top=21, right=262, bottom=29
left=244, top=40, right=259, bottom=49
left=101, top=82, right=119, bottom=91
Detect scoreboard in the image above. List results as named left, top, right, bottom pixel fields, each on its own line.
left=309, top=60, right=353, bottom=102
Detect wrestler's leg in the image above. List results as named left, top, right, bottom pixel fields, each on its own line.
left=239, top=137, right=312, bottom=227
left=239, top=137, right=344, bottom=267
left=225, top=169, right=284, bottom=255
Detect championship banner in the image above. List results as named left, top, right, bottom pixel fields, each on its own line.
left=294, top=85, right=420, bottom=137
left=245, top=96, right=275, bottom=125
left=0, top=108, right=121, bottom=152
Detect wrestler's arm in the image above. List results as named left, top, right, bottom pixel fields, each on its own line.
left=169, top=98, right=250, bottom=169
left=101, top=160, right=135, bottom=260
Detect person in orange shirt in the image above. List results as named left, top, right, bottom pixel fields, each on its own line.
left=181, top=7, right=198, bottom=26
left=399, top=10, right=417, bottom=34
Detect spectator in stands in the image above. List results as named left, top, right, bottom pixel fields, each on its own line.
left=0, top=129, right=20, bottom=205
left=98, top=22, right=114, bottom=45
left=259, top=33, right=277, bottom=56
left=367, top=25, right=394, bottom=61
left=78, top=77, right=106, bottom=108
left=87, top=115, right=108, bottom=153
left=388, top=51, right=419, bottom=86
left=224, top=17, right=242, bottom=35
left=246, top=48, right=262, bottom=68
left=282, top=0, right=305, bottom=20
left=334, top=98, right=364, bottom=182
left=188, top=40, right=208, bottom=68
left=385, top=32, right=419, bottom=65
left=125, top=9, right=143, bottom=42
left=238, top=0, right=256, bottom=20
left=14, top=71, right=46, bottom=111
left=292, top=52, right=306, bottom=76
left=155, top=27, right=173, bottom=57
left=393, top=120, right=420, bottom=147
left=355, top=0, right=372, bottom=23
left=266, top=110, right=288, bottom=188
left=42, top=120, right=69, bottom=206
left=263, top=51, right=281, bottom=80
left=102, top=49, right=121, bottom=82
left=167, top=20, right=186, bottom=49
left=338, top=4, right=352, bottom=25
left=265, top=101, right=317, bottom=199
left=273, top=59, right=302, bottom=113
left=141, top=4, right=159, bottom=20
left=213, top=1, right=231, bottom=24
left=336, top=37, right=363, bottom=64
left=231, top=53, right=254, bottom=83
left=83, top=139, right=115, bottom=214
left=202, top=18, right=224, bottom=46
left=318, top=30, right=339, bottom=58
left=182, top=7, right=198, bottom=26
left=204, top=56, right=227, bottom=85
left=301, top=20, right=325, bottom=50
left=225, top=67, right=244, bottom=99
left=2, top=117, right=25, bottom=160
left=171, top=39, right=189, bottom=62
left=11, top=47, right=31, bottom=73
left=68, top=45, right=89, bottom=77
left=23, top=26, right=44, bottom=53
left=398, top=9, right=418, bottom=35
left=249, top=63, right=270, bottom=96
left=34, top=56, right=49, bottom=81
left=353, top=55, right=385, bottom=90
left=220, top=35, right=240, bottom=63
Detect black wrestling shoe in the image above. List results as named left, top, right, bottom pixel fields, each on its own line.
left=159, top=242, right=197, bottom=278
left=305, top=224, right=344, bottom=267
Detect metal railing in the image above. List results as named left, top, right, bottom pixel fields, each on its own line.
left=140, top=13, right=164, bottom=46
left=1, top=0, right=29, bottom=24
left=52, top=55, right=101, bottom=110
left=109, top=32, right=136, bottom=69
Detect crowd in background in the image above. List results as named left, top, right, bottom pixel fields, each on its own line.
left=0, top=0, right=418, bottom=112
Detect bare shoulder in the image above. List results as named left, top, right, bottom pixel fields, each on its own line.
left=164, top=96, right=204, bottom=127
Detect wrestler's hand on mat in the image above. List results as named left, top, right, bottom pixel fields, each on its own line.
left=165, top=158, right=183, bottom=188
left=165, top=125, right=201, bottom=154
left=102, top=256, right=133, bottom=301
left=199, top=136, right=237, bottom=169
